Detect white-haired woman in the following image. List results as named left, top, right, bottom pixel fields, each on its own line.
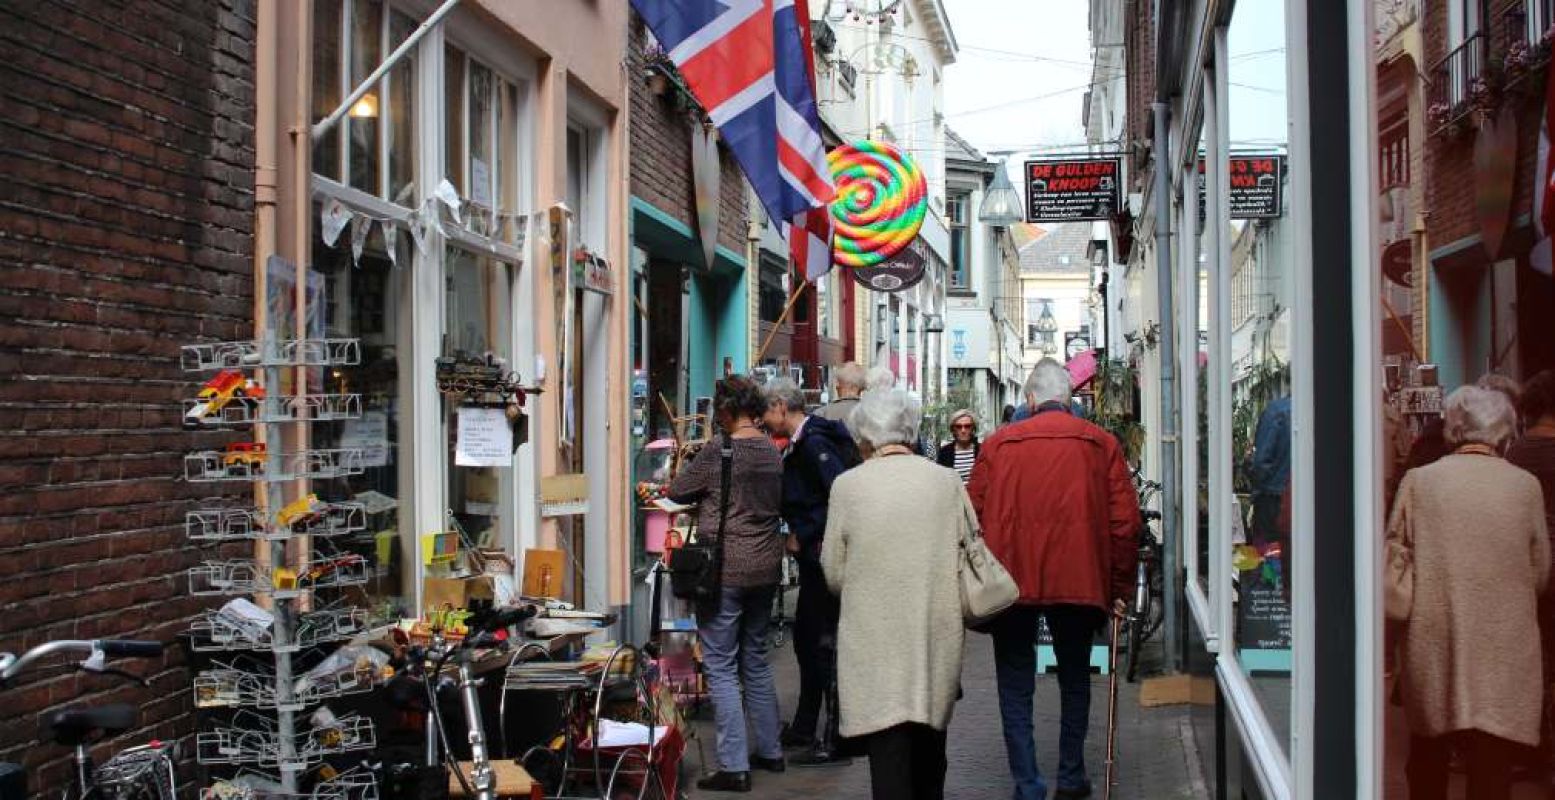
left=1387, top=385, right=1551, bottom=800
left=822, top=390, right=968, bottom=800
left=936, top=409, right=980, bottom=484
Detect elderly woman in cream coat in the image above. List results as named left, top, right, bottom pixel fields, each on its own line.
left=821, top=389, right=968, bottom=800
left=1387, top=385, right=1550, bottom=800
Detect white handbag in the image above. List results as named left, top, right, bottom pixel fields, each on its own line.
left=958, top=493, right=1020, bottom=627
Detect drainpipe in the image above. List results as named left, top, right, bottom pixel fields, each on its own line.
left=1152, top=100, right=1181, bottom=672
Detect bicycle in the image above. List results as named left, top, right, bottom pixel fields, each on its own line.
left=1123, top=476, right=1166, bottom=682
left=0, top=638, right=170, bottom=800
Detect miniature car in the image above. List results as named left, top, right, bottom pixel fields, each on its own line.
left=277, top=493, right=327, bottom=531
left=186, top=370, right=246, bottom=422
left=222, top=442, right=267, bottom=475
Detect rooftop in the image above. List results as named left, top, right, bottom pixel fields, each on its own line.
left=1019, top=223, right=1093, bottom=275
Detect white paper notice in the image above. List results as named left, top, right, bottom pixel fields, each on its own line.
left=340, top=411, right=390, bottom=468
left=470, top=158, right=492, bottom=209
left=455, top=406, right=512, bottom=467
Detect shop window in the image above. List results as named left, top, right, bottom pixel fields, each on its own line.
left=310, top=1, right=418, bottom=205
left=311, top=210, right=408, bottom=615
left=443, top=247, right=516, bottom=583
left=759, top=253, right=788, bottom=324
left=1227, top=4, right=1295, bottom=758
left=948, top=192, right=970, bottom=291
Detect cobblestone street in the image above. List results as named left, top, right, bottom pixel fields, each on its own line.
left=683, top=627, right=1209, bottom=800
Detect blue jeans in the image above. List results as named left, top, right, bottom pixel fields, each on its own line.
left=698, top=584, right=783, bottom=772
left=990, top=605, right=1104, bottom=800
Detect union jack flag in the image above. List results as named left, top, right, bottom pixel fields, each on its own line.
left=631, top=0, right=836, bottom=278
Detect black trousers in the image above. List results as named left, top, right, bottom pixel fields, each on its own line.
left=1406, top=730, right=1516, bottom=800
left=867, top=723, right=948, bottom=800
left=791, top=558, right=840, bottom=740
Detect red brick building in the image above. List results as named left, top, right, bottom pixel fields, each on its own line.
left=1419, top=0, right=1555, bottom=385
left=0, top=0, right=257, bottom=785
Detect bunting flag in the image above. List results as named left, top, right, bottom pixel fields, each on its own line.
left=630, top=0, right=835, bottom=237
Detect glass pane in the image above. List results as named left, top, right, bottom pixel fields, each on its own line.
left=386, top=11, right=415, bottom=205
left=567, top=127, right=585, bottom=233
left=468, top=61, right=495, bottom=229
left=1194, top=127, right=1210, bottom=596
left=311, top=204, right=406, bottom=617
left=347, top=0, right=382, bottom=194
left=499, top=80, right=520, bottom=230
left=311, top=0, right=341, bottom=181
left=443, top=247, right=515, bottom=597
left=445, top=44, right=465, bottom=196
left=1229, top=4, right=1293, bottom=754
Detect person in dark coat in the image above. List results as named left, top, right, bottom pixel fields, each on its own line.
left=935, top=409, right=980, bottom=484
left=762, top=377, right=856, bottom=766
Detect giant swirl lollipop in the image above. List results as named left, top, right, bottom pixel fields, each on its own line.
left=828, top=140, right=928, bottom=269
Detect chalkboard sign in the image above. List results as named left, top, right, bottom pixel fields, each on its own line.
left=1236, top=565, right=1292, bottom=670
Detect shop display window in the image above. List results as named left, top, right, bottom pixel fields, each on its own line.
left=443, top=247, right=517, bottom=587
left=1226, top=3, right=1294, bottom=754
left=313, top=0, right=419, bottom=203
left=311, top=218, right=409, bottom=618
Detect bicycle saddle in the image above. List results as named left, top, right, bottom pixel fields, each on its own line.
left=46, top=704, right=136, bottom=746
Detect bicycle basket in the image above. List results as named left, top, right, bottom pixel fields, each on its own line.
left=93, top=746, right=176, bottom=800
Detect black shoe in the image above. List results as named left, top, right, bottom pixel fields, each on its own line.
left=695, top=771, right=751, bottom=792
left=780, top=724, right=815, bottom=750
left=1054, top=785, right=1093, bottom=799
left=749, top=755, right=786, bottom=773
left=791, top=748, right=852, bottom=768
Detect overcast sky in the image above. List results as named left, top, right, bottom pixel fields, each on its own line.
left=940, top=0, right=1095, bottom=158
left=939, top=0, right=1288, bottom=159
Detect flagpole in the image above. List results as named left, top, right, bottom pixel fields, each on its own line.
left=754, top=284, right=810, bottom=364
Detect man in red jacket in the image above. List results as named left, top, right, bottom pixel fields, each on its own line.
left=967, top=358, right=1140, bottom=800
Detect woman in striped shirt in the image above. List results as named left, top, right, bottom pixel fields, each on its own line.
left=935, top=409, right=980, bottom=484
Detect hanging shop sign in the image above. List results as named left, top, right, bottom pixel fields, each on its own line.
left=692, top=124, right=722, bottom=271
left=1475, top=107, right=1517, bottom=260
left=572, top=248, right=615, bottom=296
left=849, top=235, right=927, bottom=293
left=1024, top=156, right=1123, bottom=222
left=1197, top=154, right=1286, bottom=220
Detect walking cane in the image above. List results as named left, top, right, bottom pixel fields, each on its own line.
left=1104, top=610, right=1122, bottom=800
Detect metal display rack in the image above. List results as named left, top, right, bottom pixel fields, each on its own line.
left=182, top=335, right=377, bottom=797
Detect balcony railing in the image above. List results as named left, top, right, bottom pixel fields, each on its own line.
left=1428, top=31, right=1487, bottom=127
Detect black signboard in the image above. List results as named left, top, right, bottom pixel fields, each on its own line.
left=850, top=236, right=927, bottom=293
left=1024, top=157, right=1123, bottom=222
left=1198, top=154, right=1285, bottom=220
left=1235, top=564, right=1292, bottom=670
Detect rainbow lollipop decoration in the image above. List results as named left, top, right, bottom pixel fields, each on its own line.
left=828, top=140, right=928, bottom=269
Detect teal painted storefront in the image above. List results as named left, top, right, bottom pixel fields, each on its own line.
left=630, top=196, right=750, bottom=407
left=1427, top=236, right=1493, bottom=390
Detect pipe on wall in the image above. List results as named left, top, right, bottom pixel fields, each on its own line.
left=1152, top=99, right=1182, bottom=671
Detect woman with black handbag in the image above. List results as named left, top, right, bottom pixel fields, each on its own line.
left=666, top=375, right=786, bottom=792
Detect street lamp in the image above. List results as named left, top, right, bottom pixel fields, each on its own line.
left=1035, top=300, right=1059, bottom=359
left=978, top=159, right=1024, bottom=228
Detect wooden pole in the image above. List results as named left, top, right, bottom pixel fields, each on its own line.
left=754, top=283, right=809, bottom=364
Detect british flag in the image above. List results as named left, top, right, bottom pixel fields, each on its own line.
left=631, top=0, right=836, bottom=279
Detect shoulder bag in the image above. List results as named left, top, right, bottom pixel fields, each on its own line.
left=670, top=436, right=733, bottom=604
left=958, top=492, right=1020, bottom=627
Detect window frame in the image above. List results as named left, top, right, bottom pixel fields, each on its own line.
left=310, top=2, right=537, bottom=613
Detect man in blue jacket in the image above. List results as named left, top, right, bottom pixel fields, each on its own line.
left=762, top=378, right=856, bottom=766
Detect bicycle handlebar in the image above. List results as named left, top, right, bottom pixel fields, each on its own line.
left=100, top=640, right=164, bottom=658
left=0, top=638, right=164, bottom=684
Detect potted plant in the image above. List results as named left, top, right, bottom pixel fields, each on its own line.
left=643, top=42, right=674, bottom=97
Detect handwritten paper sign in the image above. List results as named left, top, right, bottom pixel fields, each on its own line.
left=455, top=406, right=512, bottom=467
left=340, top=411, right=390, bottom=467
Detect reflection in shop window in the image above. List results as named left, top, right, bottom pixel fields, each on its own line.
left=310, top=0, right=417, bottom=204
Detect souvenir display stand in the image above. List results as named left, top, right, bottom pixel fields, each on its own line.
left=182, top=333, right=379, bottom=799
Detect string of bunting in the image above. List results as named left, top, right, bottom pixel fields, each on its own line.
left=319, top=179, right=530, bottom=267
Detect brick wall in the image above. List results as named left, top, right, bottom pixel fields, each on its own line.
left=1422, top=0, right=1541, bottom=256
left=1125, top=0, right=1156, bottom=192
left=0, top=0, right=255, bottom=789
left=627, top=14, right=751, bottom=256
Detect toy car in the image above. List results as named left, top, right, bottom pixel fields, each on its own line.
left=277, top=493, right=327, bottom=531
left=222, top=442, right=266, bottom=475
left=187, top=370, right=265, bottom=423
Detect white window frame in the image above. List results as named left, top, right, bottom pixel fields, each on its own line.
left=310, top=1, right=537, bottom=613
